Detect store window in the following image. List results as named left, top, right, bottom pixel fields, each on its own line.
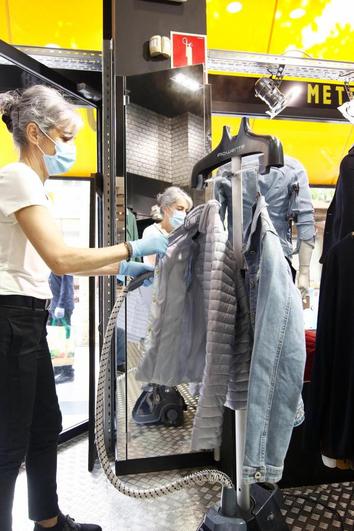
left=45, top=178, right=92, bottom=432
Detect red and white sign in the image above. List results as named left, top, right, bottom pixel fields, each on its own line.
left=170, top=31, right=207, bottom=68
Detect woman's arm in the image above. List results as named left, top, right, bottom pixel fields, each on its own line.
left=16, top=205, right=129, bottom=275
left=73, top=263, right=119, bottom=276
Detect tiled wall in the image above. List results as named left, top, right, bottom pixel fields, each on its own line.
left=126, top=104, right=172, bottom=182
left=126, top=103, right=205, bottom=187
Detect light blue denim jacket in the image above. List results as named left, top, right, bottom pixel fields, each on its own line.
left=215, top=155, right=315, bottom=257
left=242, top=195, right=306, bottom=484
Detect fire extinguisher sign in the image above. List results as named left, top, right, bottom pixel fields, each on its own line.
left=170, top=31, right=207, bottom=68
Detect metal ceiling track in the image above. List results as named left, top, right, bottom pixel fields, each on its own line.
left=4, top=46, right=354, bottom=81
left=4, top=45, right=103, bottom=71
left=207, top=49, right=354, bottom=81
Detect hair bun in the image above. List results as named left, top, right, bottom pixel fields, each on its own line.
left=150, top=204, right=163, bottom=221
left=0, top=89, right=22, bottom=133
left=1, top=113, right=13, bottom=132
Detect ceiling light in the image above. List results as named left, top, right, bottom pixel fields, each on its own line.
left=338, top=101, right=354, bottom=123
left=290, top=8, right=306, bottom=19
left=337, top=81, right=354, bottom=123
left=227, top=2, right=243, bottom=14
left=285, top=84, right=304, bottom=103
left=254, top=77, right=288, bottom=119
left=171, top=73, right=202, bottom=92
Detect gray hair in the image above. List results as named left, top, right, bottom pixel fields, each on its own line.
left=152, top=186, right=193, bottom=219
left=0, top=85, right=83, bottom=147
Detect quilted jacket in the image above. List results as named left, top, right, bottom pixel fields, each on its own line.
left=135, top=200, right=252, bottom=450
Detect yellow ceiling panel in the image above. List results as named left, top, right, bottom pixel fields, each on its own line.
left=7, top=0, right=102, bottom=50
left=207, top=0, right=277, bottom=52
left=208, top=0, right=354, bottom=62
left=0, top=0, right=11, bottom=42
left=269, top=0, right=354, bottom=62
left=212, top=115, right=353, bottom=185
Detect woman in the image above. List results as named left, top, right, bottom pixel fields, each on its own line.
left=0, top=85, right=167, bottom=531
left=143, top=186, right=193, bottom=266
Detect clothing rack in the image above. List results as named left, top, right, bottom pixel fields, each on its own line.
left=230, top=155, right=250, bottom=510
left=195, top=118, right=289, bottom=530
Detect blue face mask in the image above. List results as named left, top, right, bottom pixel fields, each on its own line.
left=37, top=128, right=76, bottom=176
left=170, top=210, right=186, bottom=229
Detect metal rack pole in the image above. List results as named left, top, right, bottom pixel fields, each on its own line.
left=231, top=156, right=251, bottom=512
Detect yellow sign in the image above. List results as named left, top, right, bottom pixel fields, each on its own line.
left=307, top=83, right=353, bottom=106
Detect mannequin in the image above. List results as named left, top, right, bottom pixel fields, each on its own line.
left=297, top=239, right=314, bottom=299
left=214, top=155, right=315, bottom=298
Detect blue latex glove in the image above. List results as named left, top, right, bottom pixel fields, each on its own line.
left=118, top=261, right=154, bottom=286
left=130, top=233, right=168, bottom=258
left=54, top=307, right=65, bottom=319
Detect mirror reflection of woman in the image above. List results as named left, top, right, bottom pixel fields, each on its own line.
left=143, top=186, right=193, bottom=266
left=0, top=85, right=168, bottom=531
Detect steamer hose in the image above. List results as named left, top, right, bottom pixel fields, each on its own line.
left=95, top=276, right=234, bottom=498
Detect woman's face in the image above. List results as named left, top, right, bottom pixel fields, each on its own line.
left=163, top=197, right=190, bottom=232
left=36, top=124, right=76, bottom=156
left=164, top=198, right=189, bottom=219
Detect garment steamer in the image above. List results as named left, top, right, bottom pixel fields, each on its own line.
left=95, top=271, right=244, bottom=528
left=95, top=118, right=289, bottom=529
left=132, top=383, right=187, bottom=427
left=95, top=274, right=286, bottom=530
left=191, top=118, right=290, bottom=530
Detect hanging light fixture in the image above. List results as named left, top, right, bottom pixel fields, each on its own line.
left=254, top=77, right=288, bottom=118
left=337, top=80, right=354, bottom=124
left=254, top=64, right=289, bottom=119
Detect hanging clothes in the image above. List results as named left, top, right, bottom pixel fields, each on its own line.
left=136, top=201, right=239, bottom=384
left=320, top=146, right=354, bottom=263
left=126, top=208, right=139, bottom=241
left=242, top=195, right=306, bottom=484
left=308, top=234, right=354, bottom=459
left=214, top=155, right=315, bottom=257
left=136, top=200, right=252, bottom=450
left=192, top=267, right=252, bottom=451
left=307, top=146, right=354, bottom=461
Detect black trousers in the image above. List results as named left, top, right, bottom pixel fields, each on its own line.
left=0, top=302, right=62, bottom=531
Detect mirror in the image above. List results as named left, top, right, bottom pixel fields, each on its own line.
left=0, top=47, right=98, bottom=434
left=116, top=65, right=211, bottom=462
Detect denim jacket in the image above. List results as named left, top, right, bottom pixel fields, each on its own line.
left=214, top=155, right=315, bottom=257
left=242, top=195, right=306, bottom=484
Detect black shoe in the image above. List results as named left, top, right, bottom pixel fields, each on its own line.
left=34, top=512, right=102, bottom=530
left=116, top=363, right=126, bottom=373
left=54, top=369, right=74, bottom=384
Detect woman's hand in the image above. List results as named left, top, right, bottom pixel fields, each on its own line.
left=54, top=307, right=65, bottom=319
left=130, top=233, right=168, bottom=258
left=118, top=261, right=154, bottom=286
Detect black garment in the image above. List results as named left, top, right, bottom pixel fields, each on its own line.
left=0, top=299, right=62, bottom=531
left=307, top=234, right=354, bottom=458
left=320, top=146, right=354, bottom=263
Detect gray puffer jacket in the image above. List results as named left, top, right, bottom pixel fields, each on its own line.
left=136, top=200, right=252, bottom=450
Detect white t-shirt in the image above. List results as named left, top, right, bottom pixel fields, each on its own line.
left=0, top=162, right=52, bottom=299
left=142, top=222, right=168, bottom=264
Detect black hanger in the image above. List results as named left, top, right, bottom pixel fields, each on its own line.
left=191, top=117, right=284, bottom=188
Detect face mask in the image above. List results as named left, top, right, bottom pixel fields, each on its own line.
left=170, top=210, right=186, bottom=229
left=37, top=128, right=76, bottom=175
